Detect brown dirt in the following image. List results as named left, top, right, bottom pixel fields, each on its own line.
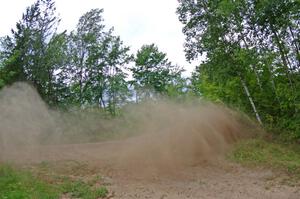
left=0, top=83, right=299, bottom=198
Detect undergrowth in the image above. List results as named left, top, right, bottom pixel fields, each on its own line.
left=229, top=138, right=300, bottom=180
left=0, top=164, right=108, bottom=199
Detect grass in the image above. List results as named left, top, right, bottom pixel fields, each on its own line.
left=0, top=164, right=108, bottom=199
left=62, top=180, right=108, bottom=199
left=229, top=138, right=300, bottom=179
left=0, top=165, right=59, bottom=199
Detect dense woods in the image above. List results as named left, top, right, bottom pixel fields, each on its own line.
left=0, top=0, right=299, bottom=140
left=178, top=0, right=300, bottom=140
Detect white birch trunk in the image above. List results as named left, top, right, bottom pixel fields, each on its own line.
left=240, top=78, right=263, bottom=125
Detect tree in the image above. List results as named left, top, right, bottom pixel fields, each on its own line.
left=177, top=0, right=300, bottom=138
left=67, top=9, right=132, bottom=114
left=131, top=44, right=183, bottom=101
left=0, top=36, right=15, bottom=88
left=1, top=0, right=61, bottom=104
left=44, top=32, right=69, bottom=105
left=0, top=4, right=133, bottom=114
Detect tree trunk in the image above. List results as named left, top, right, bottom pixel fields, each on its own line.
left=289, top=26, right=300, bottom=69
left=241, top=36, right=263, bottom=91
left=251, top=64, right=263, bottom=91
left=79, top=50, right=85, bottom=106
left=270, top=25, right=298, bottom=113
left=270, top=24, right=293, bottom=87
left=240, top=77, right=263, bottom=125
left=99, top=95, right=105, bottom=109
left=47, top=68, right=53, bottom=104
left=135, top=89, right=139, bottom=103
left=267, top=63, right=281, bottom=107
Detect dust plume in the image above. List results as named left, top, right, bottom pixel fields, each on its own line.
left=0, top=83, right=58, bottom=155
left=0, top=82, right=258, bottom=172
left=115, top=100, right=254, bottom=173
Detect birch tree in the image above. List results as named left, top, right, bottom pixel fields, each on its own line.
left=177, top=0, right=300, bottom=136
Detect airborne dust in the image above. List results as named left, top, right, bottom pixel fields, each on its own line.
left=0, top=83, right=257, bottom=173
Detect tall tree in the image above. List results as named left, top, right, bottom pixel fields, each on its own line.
left=44, top=32, right=69, bottom=105
left=1, top=0, right=61, bottom=104
left=67, top=9, right=132, bottom=114
left=177, top=0, right=300, bottom=138
left=131, top=44, right=183, bottom=101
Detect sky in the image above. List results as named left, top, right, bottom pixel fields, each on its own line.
left=0, top=0, right=198, bottom=75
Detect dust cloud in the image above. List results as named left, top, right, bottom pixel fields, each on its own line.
left=116, top=100, right=255, bottom=173
left=0, top=83, right=57, bottom=156
left=0, top=82, right=258, bottom=170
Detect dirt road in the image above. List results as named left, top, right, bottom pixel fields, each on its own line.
left=3, top=138, right=299, bottom=199
left=1, top=82, right=299, bottom=198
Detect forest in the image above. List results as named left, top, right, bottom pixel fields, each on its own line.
left=0, top=0, right=299, bottom=141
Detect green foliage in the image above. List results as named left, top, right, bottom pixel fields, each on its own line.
left=0, top=0, right=63, bottom=103
left=0, top=0, right=188, bottom=117
left=66, top=9, right=132, bottom=114
left=177, top=0, right=300, bottom=139
left=131, top=44, right=184, bottom=100
left=0, top=165, right=59, bottom=199
left=62, top=180, right=108, bottom=199
left=0, top=1, right=134, bottom=115
left=1, top=0, right=298, bottom=135
left=0, top=164, right=109, bottom=199
left=229, top=138, right=300, bottom=176
left=95, top=187, right=109, bottom=198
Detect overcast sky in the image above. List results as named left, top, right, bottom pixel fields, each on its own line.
left=0, top=0, right=198, bottom=75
